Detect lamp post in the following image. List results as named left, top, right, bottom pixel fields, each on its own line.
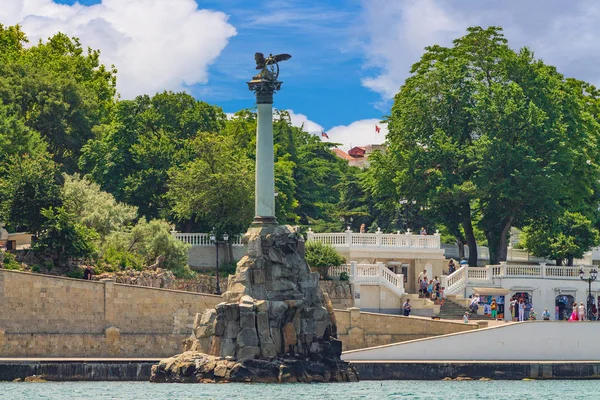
left=210, top=230, right=219, bottom=295
left=579, top=268, right=598, bottom=321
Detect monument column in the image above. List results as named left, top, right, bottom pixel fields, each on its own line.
left=247, top=68, right=282, bottom=226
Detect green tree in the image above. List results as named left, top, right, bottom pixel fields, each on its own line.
left=382, top=26, right=600, bottom=264
left=79, top=92, right=227, bottom=219
left=523, top=212, right=600, bottom=265
left=0, top=151, right=63, bottom=234
left=35, top=206, right=99, bottom=267
left=304, top=240, right=346, bottom=279
left=62, top=173, right=138, bottom=240
left=0, top=27, right=117, bottom=173
left=167, top=133, right=254, bottom=237
left=102, top=219, right=190, bottom=275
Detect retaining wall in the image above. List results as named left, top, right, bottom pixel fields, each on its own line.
left=0, top=269, right=476, bottom=357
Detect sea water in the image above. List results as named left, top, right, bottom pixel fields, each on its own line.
left=0, top=380, right=596, bottom=400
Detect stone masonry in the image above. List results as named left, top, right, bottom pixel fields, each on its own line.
left=150, top=225, right=358, bottom=383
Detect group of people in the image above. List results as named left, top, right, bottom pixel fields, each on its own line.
left=417, top=269, right=446, bottom=305
left=508, top=295, right=541, bottom=321
left=567, top=302, right=597, bottom=321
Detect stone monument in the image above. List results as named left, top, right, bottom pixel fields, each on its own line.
left=149, top=53, right=358, bottom=383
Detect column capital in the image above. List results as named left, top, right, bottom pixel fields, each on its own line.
left=247, top=76, right=282, bottom=104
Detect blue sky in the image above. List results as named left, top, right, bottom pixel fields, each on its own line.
left=6, top=0, right=600, bottom=147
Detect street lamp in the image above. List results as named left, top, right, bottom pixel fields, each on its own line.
left=209, top=229, right=221, bottom=295
left=579, top=268, right=598, bottom=320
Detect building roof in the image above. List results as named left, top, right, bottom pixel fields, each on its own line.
left=332, top=148, right=354, bottom=161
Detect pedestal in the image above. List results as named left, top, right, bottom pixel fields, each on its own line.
left=150, top=225, right=358, bottom=383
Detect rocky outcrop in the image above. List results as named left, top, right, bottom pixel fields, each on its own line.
left=150, top=225, right=358, bottom=383
left=150, top=351, right=357, bottom=383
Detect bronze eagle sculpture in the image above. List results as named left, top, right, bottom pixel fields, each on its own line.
left=254, top=52, right=292, bottom=70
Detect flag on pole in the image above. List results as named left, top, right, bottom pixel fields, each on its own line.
left=321, top=130, right=329, bottom=139
left=375, top=125, right=381, bottom=133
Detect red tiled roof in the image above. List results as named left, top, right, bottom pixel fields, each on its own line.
left=332, top=148, right=354, bottom=161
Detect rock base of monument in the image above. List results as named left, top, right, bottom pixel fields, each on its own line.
left=150, top=351, right=358, bottom=383
left=150, top=224, right=358, bottom=383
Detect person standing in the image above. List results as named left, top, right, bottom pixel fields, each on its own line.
left=578, top=302, right=586, bottom=321
left=420, top=227, right=427, bottom=235
left=518, top=298, right=525, bottom=322
left=490, top=298, right=498, bottom=320
left=448, top=259, right=456, bottom=274
left=83, top=266, right=93, bottom=280
left=403, top=299, right=411, bottom=316
left=569, top=304, right=578, bottom=321
left=509, top=298, right=516, bottom=322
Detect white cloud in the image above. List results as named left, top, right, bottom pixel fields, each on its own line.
left=360, top=0, right=600, bottom=101
left=286, top=109, right=323, bottom=135
left=281, top=110, right=385, bottom=150
left=2, top=0, right=236, bottom=98
left=360, top=0, right=463, bottom=100
left=325, top=119, right=387, bottom=150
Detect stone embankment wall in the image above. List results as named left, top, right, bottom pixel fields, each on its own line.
left=94, top=269, right=354, bottom=309
left=0, top=269, right=475, bottom=357
left=0, top=269, right=221, bottom=358
left=336, top=308, right=478, bottom=352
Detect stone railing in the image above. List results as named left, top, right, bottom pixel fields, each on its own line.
left=329, top=262, right=405, bottom=298
left=173, top=232, right=244, bottom=247
left=444, top=263, right=598, bottom=296
left=445, top=266, right=467, bottom=295
left=307, top=227, right=441, bottom=249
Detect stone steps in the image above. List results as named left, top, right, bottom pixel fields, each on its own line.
left=437, top=299, right=496, bottom=321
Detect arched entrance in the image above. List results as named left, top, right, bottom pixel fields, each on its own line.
left=512, top=292, right=532, bottom=320
left=556, top=295, right=574, bottom=321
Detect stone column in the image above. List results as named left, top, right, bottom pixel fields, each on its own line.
left=247, top=74, right=281, bottom=226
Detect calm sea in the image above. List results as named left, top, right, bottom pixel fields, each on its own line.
left=0, top=380, right=596, bottom=400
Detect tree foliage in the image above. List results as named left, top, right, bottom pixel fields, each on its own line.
left=523, top=212, right=600, bottom=265
left=378, top=26, right=600, bottom=264
left=304, top=240, right=346, bottom=279
left=0, top=151, right=63, bottom=234
left=167, top=133, right=254, bottom=236
left=62, top=173, right=138, bottom=240
left=102, top=219, right=190, bottom=275
left=0, top=26, right=117, bottom=173
left=35, top=206, right=99, bottom=267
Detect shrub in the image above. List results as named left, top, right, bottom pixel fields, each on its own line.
left=339, top=271, right=350, bottom=282
left=1, top=252, right=21, bottom=270
left=102, top=219, right=190, bottom=272
left=304, top=240, right=345, bottom=279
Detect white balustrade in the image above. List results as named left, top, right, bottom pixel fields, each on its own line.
left=327, top=265, right=350, bottom=278
left=445, top=266, right=467, bottom=295
left=467, top=266, right=490, bottom=281
left=308, top=231, right=441, bottom=250
left=174, top=233, right=244, bottom=247
left=504, top=264, right=542, bottom=277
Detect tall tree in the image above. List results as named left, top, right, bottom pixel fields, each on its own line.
left=0, top=151, right=63, bottom=234
left=382, top=26, right=600, bottom=264
left=167, top=133, right=254, bottom=237
left=79, top=92, right=227, bottom=219
left=0, top=26, right=117, bottom=173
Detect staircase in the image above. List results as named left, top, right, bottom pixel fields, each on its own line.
left=436, top=298, right=492, bottom=321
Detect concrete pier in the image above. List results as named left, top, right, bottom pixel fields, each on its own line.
left=3, top=359, right=600, bottom=381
